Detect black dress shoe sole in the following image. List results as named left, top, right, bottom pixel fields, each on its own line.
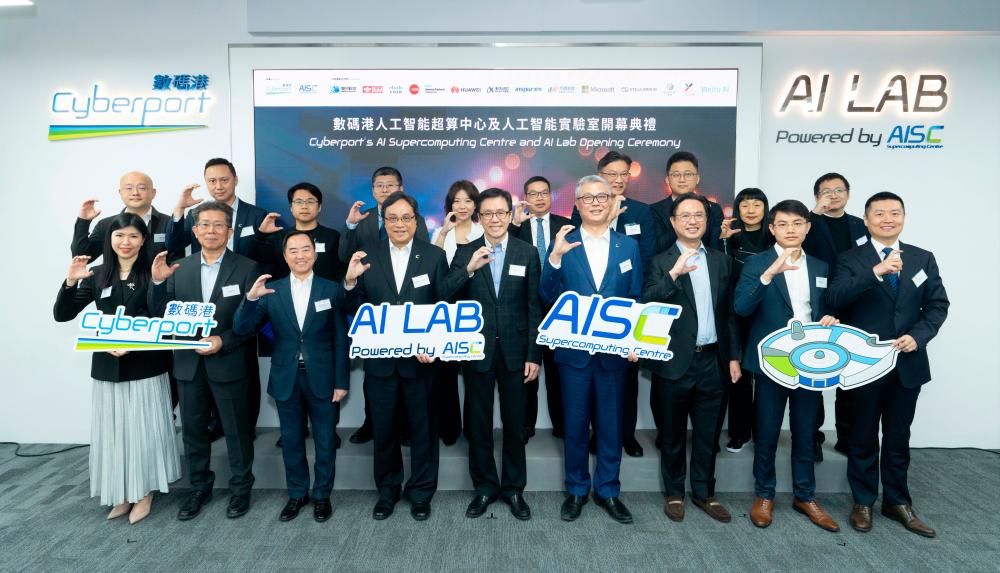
left=465, top=498, right=495, bottom=518
left=227, top=509, right=250, bottom=519
left=594, top=499, right=633, bottom=524
left=560, top=510, right=582, bottom=522
left=279, top=511, right=300, bottom=522
left=411, top=508, right=431, bottom=521
left=177, top=494, right=212, bottom=521
left=502, top=497, right=531, bottom=521
left=372, top=503, right=396, bottom=520
left=851, top=522, right=872, bottom=533
left=314, top=505, right=333, bottom=523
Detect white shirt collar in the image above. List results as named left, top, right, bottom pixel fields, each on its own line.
left=534, top=212, right=550, bottom=223
left=871, top=237, right=901, bottom=254
left=390, top=239, right=414, bottom=254
left=485, top=233, right=509, bottom=251
left=200, top=250, right=225, bottom=267
left=290, top=272, right=314, bottom=287
left=676, top=240, right=706, bottom=254
left=581, top=226, right=611, bottom=242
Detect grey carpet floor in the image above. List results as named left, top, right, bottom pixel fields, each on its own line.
left=0, top=444, right=997, bottom=573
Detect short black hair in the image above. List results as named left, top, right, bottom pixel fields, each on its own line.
left=666, top=151, right=699, bottom=174
left=768, top=199, right=810, bottom=225
left=523, top=175, right=551, bottom=194
left=371, top=166, right=403, bottom=186
left=597, top=150, right=632, bottom=171
left=204, top=157, right=236, bottom=177
left=732, top=188, right=770, bottom=227
left=381, top=191, right=419, bottom=216
left=813, top=172, right=850, bottom=197
left=287, top=182, right=322, bottom=204
left=444, top=180, right=481, bottom=222
left=864, top=191, right=906, bottom=214
left=478, top=187, right=513, bottom=212
left=191, top=200, right=234, bottom=228
left=282, top=230, right=316, bottom=251
left=670, top=193, right=710, bottom=217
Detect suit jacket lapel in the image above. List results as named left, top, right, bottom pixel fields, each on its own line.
left=374, top=243, right=397, bottom=295
left=209, top=252, right=237, bottom=303
left=567, top=231, right=598, bottom=292
left=666, top=245, right=697, bottom=310
left=597, top=233, right=616, bottom=292
left=277, top=279, right=301, bottom=334
left=708, top=249, right=723, bottom=310
left=815, top=214, right=837, bottom=255
left=806, top=256, right=823, bottom=318
left=301, top=279, right=322, bottom=334
left=894, top=242, right=913, bottom=308
left=398, top=243, right=421, bottom=298
left=862, top=243, right=897, bottom=300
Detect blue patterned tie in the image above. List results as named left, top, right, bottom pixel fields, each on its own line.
left=490, top=242, right=504, bottom=296
left=882, top=247, right=899, bottom=296
left=378, top=209, right=387, bottom=241
left=535, top=218, right=546, bottom=265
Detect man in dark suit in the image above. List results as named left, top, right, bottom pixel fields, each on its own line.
left=340, top=191, right=448, bottom=522
left=541, top=175, right=643, bottom=524
left=802, top=172, right=871, bottom=459
left=149, top=201, right=261, bottom=521
left=642, top=194, right=742, bottom=524
left=650, top=151, right=726, bottom=254
left=570, top=151, right=655, bottom=458
left=734, top=199, right=840, bottom=533
left=826, top=192, right=949, bottom=538
left=442, top=188, right=541, bottom=521
left=233, top=231, right=351, bottom=523
left=509, top=175, right=572, bottom=441
left=338, top=166, right=429, bottom=445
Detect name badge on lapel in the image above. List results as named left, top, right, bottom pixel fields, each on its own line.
left=624, top=223, right=641, bottom=236
left=100, top=286, right=112, bottom=299
left=314, top=298, right=332, bottom=312
left=509, top=264, right=526, bottom=277
left=315, top=242, right=326, bottom=253
left=855, top=236, right=867, bottom=247
left=912, top=269, right=928, bottom=287
left=816, top=276, right=828, bottom=289
left=222, top=284, right=241, bottom=297
left=619, top=260, right=632, bottom=274
left=153, top=233, right=166, bottom=243
left=412, top=274, right=430, bottom=288
left=240, top=226, right=254, bottom=238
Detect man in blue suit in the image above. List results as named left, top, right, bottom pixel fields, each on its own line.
left=541, top=175, right=643, bottom=524
left=233, top=231, right=350, bottom=523
left=734, top=200, right=841, bottom=533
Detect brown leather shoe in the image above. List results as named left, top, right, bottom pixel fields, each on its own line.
left=693, top=497, right=732, bottom=523
left=849, top=504, right=872, bottom=532
left=749, top=497, right=773, bottom=528
left=881, top=504, right=936, bottom=538
left=663, top=496, right=684, bottom=522
left=793, top=498, right=840, bottom=532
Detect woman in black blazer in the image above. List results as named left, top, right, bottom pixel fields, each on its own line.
left=719, top=188, right=775, bottom=453
left=54, top=213, right=179, bottom=524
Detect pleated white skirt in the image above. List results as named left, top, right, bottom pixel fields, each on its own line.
left=90, top=373, right=181, bottom=506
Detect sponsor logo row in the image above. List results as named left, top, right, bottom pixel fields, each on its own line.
left=265, top=82, right=730, bottom=96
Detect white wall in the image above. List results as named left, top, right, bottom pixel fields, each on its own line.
left=1, top=0, right=996, bottom=447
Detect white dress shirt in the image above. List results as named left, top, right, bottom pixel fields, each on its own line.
left=765, top=244, right=812, bottom=322
left=581, top=227, right=611, bottom=288
left=389, top=239, right=413, bottom=293
left=290, top=272, right=313, bottom=330
left=200, top=251, right=224, bottom=303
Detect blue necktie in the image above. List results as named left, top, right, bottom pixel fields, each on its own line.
left=378, top=209, right=387, bottom=241
left=490, top=242, right=504, bottom=296
left=534, top=218, right=546, bottom=265
left=882, top=247, right=899, bottom=296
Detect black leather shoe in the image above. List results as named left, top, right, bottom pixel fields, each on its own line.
left=275, top=436, right=283, bottom=448
left=523, top=428, right=536, bottom=445
left=335, top=433, right=342, bottom=449
left=503, top=494, right=531, bottom=521
left=594, top=496, right=633, bottom=524
left=814, top=439, right=824, bottom=463
left=834, top=441, right=849, bottom=456
left=226, top=494, right=251, bottom=519
left=441, top=434, right=459, bottom=447
left=623, top=436, right=644, bottom=457
left=177, top=490, right=212, bottom=521
left=410, top=500, right=431, bottom=521
left=560, top=495, right=587, bottom=521
left=465, top=495, right=497, bottom=518
left=313, top=498, right=332, bottom=522
left=279, top=496, right=309, bottom=522
left=372, top=497, right=398, bottom=520
left=349, top=425, right=373, bottom=445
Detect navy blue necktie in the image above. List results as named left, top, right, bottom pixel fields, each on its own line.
left=378, top=209, right=387, bottom=241
left=534, top=218, right=546, bottom=265
left=882, top=247, right=899, bottom=296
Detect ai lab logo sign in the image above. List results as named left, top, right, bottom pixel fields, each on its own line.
left=49, top=74, right=213, bottom=141
left=347, top=301, right=486, bottom=361
left=758, top=320, right=898, bottom=391
left=536, top=292, right=682, bottom=361
left=75, top=302, right=218, bottom=352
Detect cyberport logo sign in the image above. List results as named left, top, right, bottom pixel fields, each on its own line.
left=75, top=302, right=218, bottom=352
left=536, top=292, right=682, bottom=362
left=49, top=74, right=212, bottom=141
left=347, top=301, right=485, bottom=362
left=758, top=320, right=898, bottom=391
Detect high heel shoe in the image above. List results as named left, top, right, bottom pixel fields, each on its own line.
left=128, top=494, right=153, bottom=524
left=107, top=503, right=132, bottom=520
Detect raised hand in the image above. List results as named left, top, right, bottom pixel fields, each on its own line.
left=511, top=199, right=530, bottom=226
left=668, top=249, right=700, bottom=281
left=66, top=255, right=94, bottom=286
left=346, top=201, right=371, bottom=225
left=606, top=195, right=628, bottom=227
left=873, top=249, right=904, bottom=276
left=79, top=199, right=101, bottom=221
left=344, top=251, right=370, bottom=285
left=441, top=212, right=458, bottom=234
left=720, top=218, right=742, bottom=240
left=466, top=245, right=494, bottom=273
left=813, top=193, right=834, bottom=215
left=173, top=183, right=203, bottom=218
left=548, top=225, right=581, bottom=266
left=151, top=251, right=180, bottom=283
left=247, top=274, right=274, bottom=301
left=258, top=213, right=283, bottom=234
left=762, top=247, right=802, bottom=282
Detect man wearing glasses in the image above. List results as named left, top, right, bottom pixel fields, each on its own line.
left=801, top=173, right=870, bottom=461
left=651, top=151, right=725, bottom=254
left=442, top=188, right=542, bottom=521
left=509, top=175, right=572, bottom=441
left=542, top=176, right=643, bottom=524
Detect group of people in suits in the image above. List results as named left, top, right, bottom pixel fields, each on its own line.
left=57, top=151, right=948, bottom=539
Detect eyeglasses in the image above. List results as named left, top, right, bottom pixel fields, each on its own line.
left=772, top=221, right=807, bottom=231
left=675, top=212, right=707, bottom=222
left=525, top=190, right=551, bottom=198
left=819, top=188, right=848, bottom=196
left=384, top=215, right=415, bottom=225
left=122, top=185, right=149, bottom=193
left=195, top=222, right=230, bottom=231
left=205, top=177, right=233, bottom=186
left=373, top=183, right=400, bottom=191
left=599, top=171, right=631, bottom=181
left=668, top=171, right=698, bottom=180
left=578, top=193, right=611, bottom=204
left=291, top=199, right=319, bottom=207
left=479, top=210, right=511, bottom=220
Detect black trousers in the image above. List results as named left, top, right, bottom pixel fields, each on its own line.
left=432, top=361, right=463, bottom=442
left=653, top=350, right=725, bottom=500
left=722, top=371, right=756, bottom=442
left=367, top=372, right=438, bottom=503
left=178, top=360, right=255, bottom=496
left=815, top=388, right=853, bottom=446
left=847, top=371, right=921, bottom=506
left=464, top=353, right=527, bottom=497
left=275, top=368, right=339, bottom=500
left=622, top=362, right=640, bottom=439
left=526, top=346, right=563, bottom=434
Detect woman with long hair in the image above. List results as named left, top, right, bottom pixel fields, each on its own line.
left=54, top=213, right=180, bottom=524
